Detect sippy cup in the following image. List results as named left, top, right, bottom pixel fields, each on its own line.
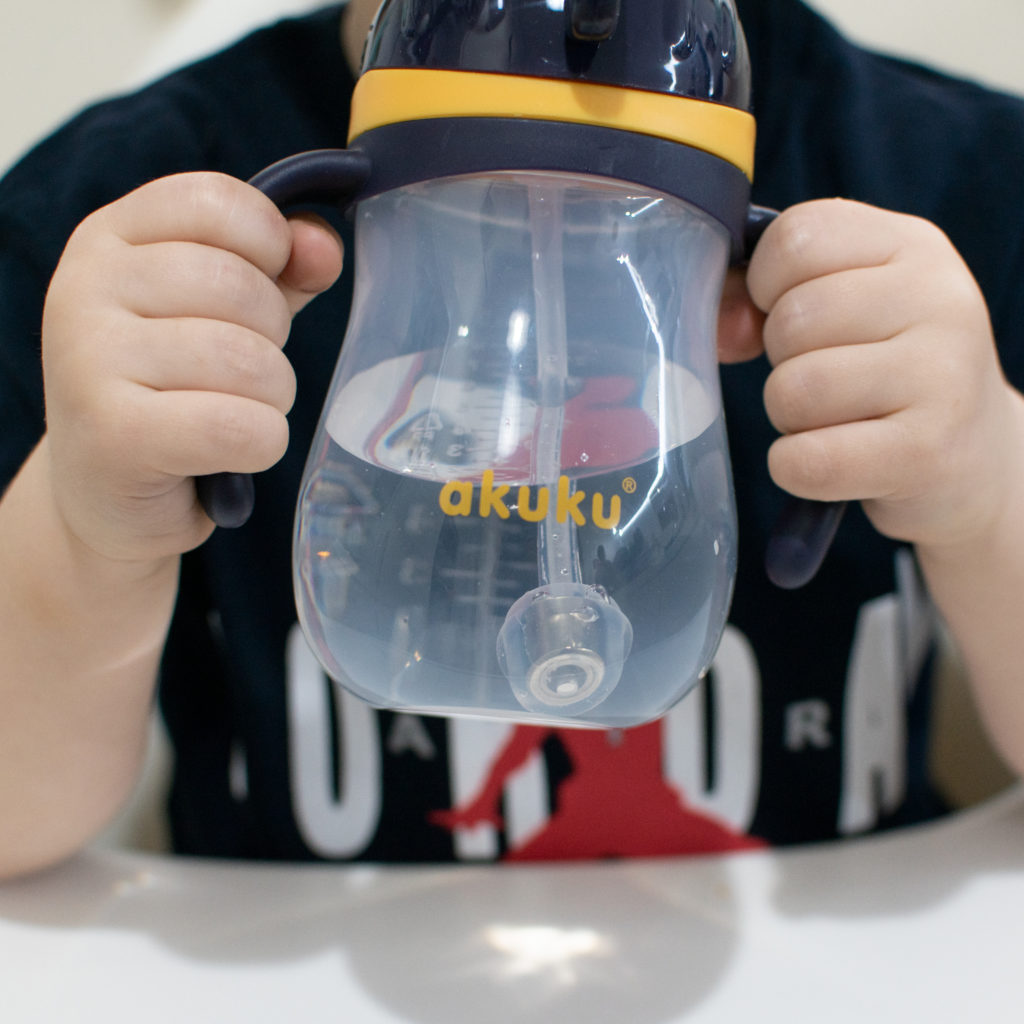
left=198, top=0, right=845, bottom=728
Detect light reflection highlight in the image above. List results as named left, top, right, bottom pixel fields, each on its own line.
left=482, top=923, right=616, bottom=986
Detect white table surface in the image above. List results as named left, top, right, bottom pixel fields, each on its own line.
left=3, top=787, right=1023, bottom=1023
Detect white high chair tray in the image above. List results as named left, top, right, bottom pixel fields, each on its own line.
left=2, top=787, right=1022, bottom=1023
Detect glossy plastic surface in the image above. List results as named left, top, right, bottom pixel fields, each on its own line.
left=364, top=0, right=752, bottom=110
left=294, top=171, right=736, bottom=727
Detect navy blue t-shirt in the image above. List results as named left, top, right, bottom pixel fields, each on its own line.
left=1, top=2, right=1023, bottom=861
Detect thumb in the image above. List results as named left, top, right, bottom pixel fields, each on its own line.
left=717, top=267, right=766, bottom=364
left=277, top=213, right=344, bottom=316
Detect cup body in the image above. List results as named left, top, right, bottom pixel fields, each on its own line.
left=294, top=170, right=736, bottom=727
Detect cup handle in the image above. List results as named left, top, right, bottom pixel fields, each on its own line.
left=195, top=149, right=372, bottom=528
left=743, top=204, right=848, bottom=589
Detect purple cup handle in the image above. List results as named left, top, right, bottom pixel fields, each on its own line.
left=197, top=149, right=371, bottom=528
left=743, top=205, right=847, bottom=588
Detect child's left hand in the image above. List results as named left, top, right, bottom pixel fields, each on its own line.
left=718, top=197, right=1024, bottom=553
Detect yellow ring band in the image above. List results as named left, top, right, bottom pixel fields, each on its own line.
left=348, top=68, right=756, bottom=181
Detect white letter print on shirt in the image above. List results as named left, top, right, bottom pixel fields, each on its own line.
left=838, top=550, right=935, bottom=834
left=286, top=625, right=381, bottom=857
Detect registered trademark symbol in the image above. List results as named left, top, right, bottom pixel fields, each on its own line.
left=622, top=477, right=637, bottom=494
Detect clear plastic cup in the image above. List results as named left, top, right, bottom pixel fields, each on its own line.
left=294, top=170, right=736, bottom=728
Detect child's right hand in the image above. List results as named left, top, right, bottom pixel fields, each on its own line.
left=40, top=172, right=343, bottom=565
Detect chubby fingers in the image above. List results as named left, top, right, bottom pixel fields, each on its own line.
left=101, top=172, right=297, bottom=275
left=277, top=213, right=345, bottom=315
left=53, top=173, right=345, bottom=484
left=717, top=267, right=766, bottom=363
left=97, top=172, right=344, bottom=320
left=745, top=198, right=994, bottom=509
left=717, top=199, right=928, bottom=366
left=747, top=199, right=908, bottom=306
left=748, top=198, right=941, bottom=357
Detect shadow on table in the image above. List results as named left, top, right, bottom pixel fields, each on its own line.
left=0, top=851, right=742, bottom=1024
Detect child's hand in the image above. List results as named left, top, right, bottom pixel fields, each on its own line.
left=41, top=172, right=343, bottom=564
left=721, top=198, right=1022, bottom=552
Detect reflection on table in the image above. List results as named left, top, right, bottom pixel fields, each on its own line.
left=2, top=787, right=1023, bottom=1024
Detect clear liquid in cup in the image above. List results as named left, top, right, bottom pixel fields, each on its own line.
left=294, top=367, right=736, bottom=728
left=293, top=172, right=736, bottom=727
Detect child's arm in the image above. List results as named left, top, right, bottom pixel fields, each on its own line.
left=732, top=198, right=1024, bottom=777
left=0, top=172, right=342, bottom=879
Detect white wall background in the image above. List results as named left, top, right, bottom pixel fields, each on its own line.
left=3, top=0, right=1024, bottom=175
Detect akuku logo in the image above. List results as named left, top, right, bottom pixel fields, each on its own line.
left=439, top=470, right=623, bottom=529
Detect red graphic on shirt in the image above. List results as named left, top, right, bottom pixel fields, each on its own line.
left=431, top=722, right=764, bottom=859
